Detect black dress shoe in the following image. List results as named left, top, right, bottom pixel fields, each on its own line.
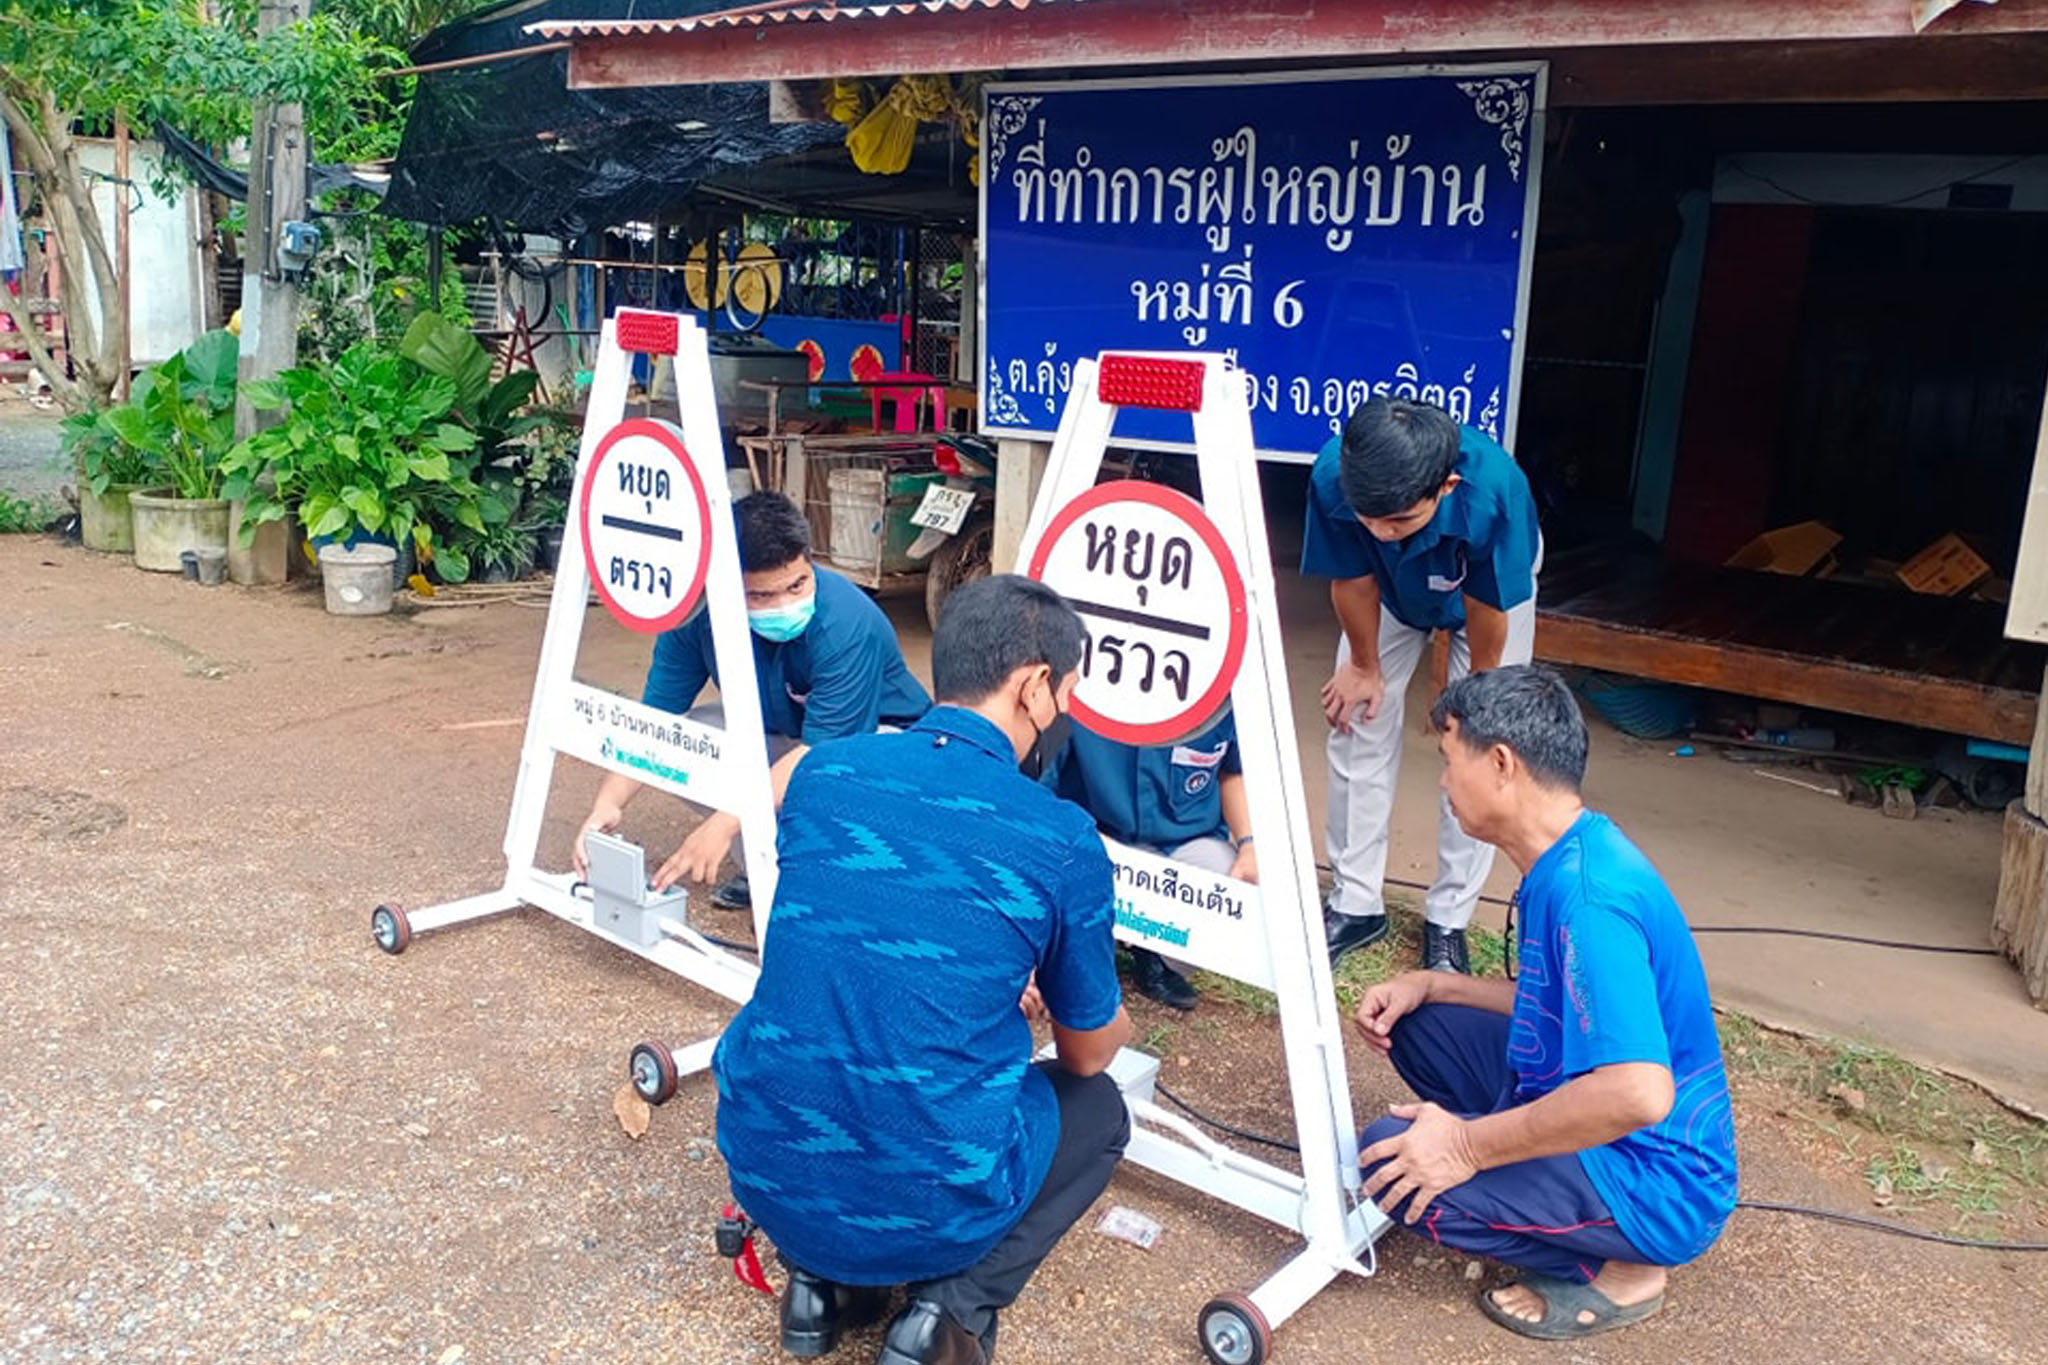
left=1324, top=905, right=1389, bottom=967
left=877, top=1300, right=987, bottom=1365
left=781, top=1267, right=889, bottom=1357
left=710, top=875, right=752, bottom=910
left=1423, top=923, right=1471, bottom=974
left=1131, top=947, right=1198, bottom=1011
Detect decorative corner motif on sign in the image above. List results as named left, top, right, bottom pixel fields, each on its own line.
left=983, top=95, right=1043, bottom=179
left=985, top=358, right=1026, bottom=425
left=1456, top=77, right=1533, bottom=182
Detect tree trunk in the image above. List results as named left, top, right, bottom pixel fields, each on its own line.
left=0, top=82, right=127, bottom=412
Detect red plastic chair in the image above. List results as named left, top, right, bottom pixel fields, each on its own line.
left=868, top=370, right=945, bottom=434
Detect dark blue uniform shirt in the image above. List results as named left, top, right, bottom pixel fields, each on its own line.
left=1300, top=427, right=1540, bottom=632
left=1046, top=712, right=1241, bottom=850
left=642, top=565, right=930, bottom=745
left=712, top=707, right=1124, bottom=1285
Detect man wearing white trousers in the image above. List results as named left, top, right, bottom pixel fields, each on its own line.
left=1303, top=398, right=1542, bottom=974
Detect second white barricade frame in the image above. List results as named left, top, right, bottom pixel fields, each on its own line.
left=1017, top=353, right=1390, bottom=1365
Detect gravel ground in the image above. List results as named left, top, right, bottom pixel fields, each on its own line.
left=3, top=535, right=2044, bottom=1365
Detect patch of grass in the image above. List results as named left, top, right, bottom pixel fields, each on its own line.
left=0, top=492, right=62, bottom=533
left=1137, top=1021, right=1179, bottom=1058
left=1717, top=1010, right=2048, bottom=1229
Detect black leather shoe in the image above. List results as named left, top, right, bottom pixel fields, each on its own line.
left=1324, top=905, right=1389, bottom=967
left=781, top=1268, right=889, bottom=1357
left=710, top=875, right=751, bottom=911
left=1423, top=923, right=1471, bottom=974
left=1131, top=948, right=1198, bottom=1011
left=876, top=1300, right=987, bottom=1365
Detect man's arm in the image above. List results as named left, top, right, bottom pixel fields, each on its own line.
left=652, top=742, right=809, bottom=890
left=576, top=628, right=712, bottom=875
left=1051, top=1007, right=1134, bottom=1077
left=1354, top=968, right=1514, bottom=1055
left=1219, top=771, right=1257, bottom=882
left=1322, top=575, right=1386, bottom=731
left=1462, top=596, right=1511, bottom=675
left=1463, top=1062, right=1674, bottom=1169
left=1358, top=1060, right=1673, bottom=1223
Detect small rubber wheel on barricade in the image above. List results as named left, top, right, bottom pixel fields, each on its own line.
left=630, top=1041, right=680, bottom=1106
left=1198, top=1291, right=1270, bottom=1365
left=370, top=904, right=413, bottom=956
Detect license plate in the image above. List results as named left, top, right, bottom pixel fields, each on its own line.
left=910, top=484, right=976, bottom=534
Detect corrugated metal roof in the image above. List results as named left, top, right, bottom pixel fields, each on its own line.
left=528, top=0, right=1095, bottom=40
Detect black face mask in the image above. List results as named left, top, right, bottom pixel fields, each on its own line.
left=1020, top=708, right=1073, bottom=782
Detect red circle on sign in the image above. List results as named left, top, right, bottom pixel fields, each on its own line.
left=1027, top=479, right=1249, bottom=746
left=579, top=418, right=714, bottom=635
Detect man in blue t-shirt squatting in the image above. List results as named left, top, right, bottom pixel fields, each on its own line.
left=571, top=491, right=931, bottom=903
left=1353, top=665, right=1738, bottom=1342
left=1303, top=398, right=1542, bottom=976
left=713, top=575, right=1134, bottom=1365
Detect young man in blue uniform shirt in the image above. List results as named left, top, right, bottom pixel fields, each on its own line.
left=714, top=575, right=1134, bottom=1365
left=572, top=491, right=929, bottom=901
left=1353, top=666, right=1736, bottom=1341
left=1046, top=712, right=1257, bottom=1010
left=1303, top=398, right=1542, bottom=974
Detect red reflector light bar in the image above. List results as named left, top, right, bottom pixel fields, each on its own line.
left=1098, top=355, right=1205, bottom=412
left=616, top=309, right=680, bottom=355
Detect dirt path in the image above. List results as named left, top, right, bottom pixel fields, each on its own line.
left=2, top=538, right=2043, bottom=1365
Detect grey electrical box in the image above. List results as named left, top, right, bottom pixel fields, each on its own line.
left=583, top=830, right=689, bottom=950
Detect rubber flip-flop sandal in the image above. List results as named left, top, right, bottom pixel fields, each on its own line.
left=1479, top=1272, right=1665, bottom=1341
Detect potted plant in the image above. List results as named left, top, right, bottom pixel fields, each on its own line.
left=224, top=339, right=486, bottom=615
left=63, top=407, right=152, bottom=554
left=114, top=330, right=240, bottom=572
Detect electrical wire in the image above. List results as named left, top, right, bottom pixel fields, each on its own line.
left=1147, top=1087, right=2048, bottom=1251
left=1733, top=1200, right=2048, bottom=1252
left=1373, top=874, right=1996, bottom=957
left=1153, top=1081, right=1300, bottom=1154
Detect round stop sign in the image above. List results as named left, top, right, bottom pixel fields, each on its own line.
left=1028, top=480, right=1248, bottom=746
left=579, top=418, right=714, bottom=634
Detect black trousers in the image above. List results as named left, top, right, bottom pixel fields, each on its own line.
left=916, top=1062, right=1131, bottom=1342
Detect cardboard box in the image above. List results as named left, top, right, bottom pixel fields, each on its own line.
left=1725, top=521, right=1842, bottom=577
left=1896, top=533, right=1991, bottom=596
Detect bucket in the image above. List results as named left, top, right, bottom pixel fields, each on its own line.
left=727, top=467, right=756, bottom=501
left=828, top=468, right=885, bottom=567
left=319, top=543, right=399, bottom=616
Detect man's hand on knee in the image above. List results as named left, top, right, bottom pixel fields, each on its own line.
left=1353, top=971, right=1432, bottom=1055
left=1358, top=1100, right=1478, bottom=1223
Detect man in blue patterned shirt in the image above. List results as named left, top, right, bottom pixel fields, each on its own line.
left=713, top=575, right=1134, bottom=1365
left=1352, top=666, right=1736, bottom=1342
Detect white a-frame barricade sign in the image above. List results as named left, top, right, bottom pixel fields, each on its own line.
left=1017, top=354, right=1390, bottom=1365
left=370, top=310, right=778, bottom=1090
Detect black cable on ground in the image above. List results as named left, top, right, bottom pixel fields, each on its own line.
left=1373, top=873, right=1995, bottom=956
left=1146, top=1086, right=2048, bottom=1251
left=1733, top=1200, right=2048, bottom=1252
left=1153, top=1081, right=1300, bottom=1154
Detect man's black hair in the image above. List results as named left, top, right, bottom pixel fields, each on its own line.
left=931, top=574, right=1088, bottom=704
left=1429, top=665, right=1589, bottom=792
left=1338, top=398, right=1461, bottom=518
left=733, top=491, right=811, bottom=572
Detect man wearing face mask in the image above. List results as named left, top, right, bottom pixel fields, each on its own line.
left=572, top=491, right=930, bottom=901
left=713, top=574, right=1133, bottom=1365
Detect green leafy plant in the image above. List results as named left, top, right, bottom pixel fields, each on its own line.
left=449, top=517, right=539, bottom=582
left=61, top=407, right=151, bottom=497
left=223, top=340, right=487, bottom=581
left=0, top=492, right=62, bottom=534
left=103, top=330, right=241, bottom=499
left=400, top=312, right=580, bottom=550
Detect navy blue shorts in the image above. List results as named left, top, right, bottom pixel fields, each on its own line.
left=1359, top=1003, right=1648, bottom=1283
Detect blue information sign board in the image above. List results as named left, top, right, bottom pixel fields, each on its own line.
left=979, top=66, right=1546, bottom=461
